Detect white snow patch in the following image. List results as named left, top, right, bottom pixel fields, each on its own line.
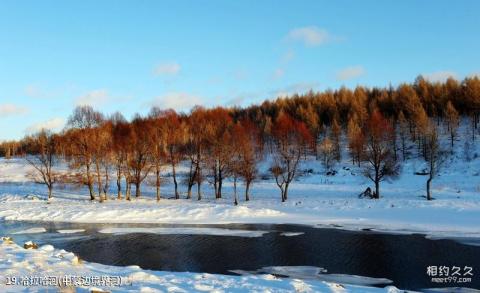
left=280, top=232, right=304, bottom=237
left=11, top=227, right=46, bottom=234
left=56, top=229, right=85, bottom=234
left=99, top=227, right=270, bottom=237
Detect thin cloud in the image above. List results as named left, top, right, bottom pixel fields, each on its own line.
left=272, top=68, right=285, bottom=80
left=153, top=62, right=181, bottom=76
left=233, top=69, right=248, bottom=81
left=225, top=95, right=246, bottom=107
left=286, top=26, right=334, bottom=47
left=336, top=66, right=366, bottom=81
left=75, top=89, right=110, bottom=107
left=24, top=85, right=43, bottom=98
left=281, top=50, right=295, bottom=64
left=423, top=71, right=458, bottom=82
left=25, top=117, right=65, bottom=134
left=270, top=82, right=320, bottom=97
left=0, top=103, right=29, bottom=117
left=149, top=92, right=204, bottom=111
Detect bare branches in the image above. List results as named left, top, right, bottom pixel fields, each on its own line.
left=361, top=111, right=400, bottom=199
left=24, top=130, right=58, bottom=199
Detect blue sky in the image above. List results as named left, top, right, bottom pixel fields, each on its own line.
left=0, top=0, right=479, bottom=140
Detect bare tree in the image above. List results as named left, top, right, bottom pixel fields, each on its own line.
left=205, top=108, right=233, bottom=199
left=110, top=112, right=130, bottom=199
left=425, top=124, right=444, bottom=200
left=149, top=108, right=168, bottom=201
left=318, top=137, right=336, bottom=172
left=270, top=114, right=313, bottom=202
left=235, top=120, right=260, bottom=201
left=127, top=116, right=153, bottom=198
left=163, top=111, right=187, bottom=199
left=65, top=106, right=104, bottom=200
left=362, top=111, right=400, bottom=199
left=25, top=130, right=58, bottom=199
left=93, top=122, right=111, bottom=202
left=188, top=107, right=212, bottom=200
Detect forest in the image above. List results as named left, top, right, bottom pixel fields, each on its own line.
left=1, top=75, right=479, bottom=203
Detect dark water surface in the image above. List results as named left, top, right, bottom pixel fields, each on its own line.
left=1, top=220, right=479, bottom=291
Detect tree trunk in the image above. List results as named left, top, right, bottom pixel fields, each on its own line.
left=187, top=184, right=193, bottom=199
left=156, top=168, right=161, bottom=201
left=374, top=180, right=380, bottom=199
left=135, top=182, right=141, bottom=198
left=48, top=185, right=53, bottom=199
left=95, top=162, right=103, bottom=202
left=103, top=167, right=109, bottom=201
left=218, top=168, right=223, bottom=199
left=280, top=185, right=286, bottom=202
left=284, top=183, right=289, bottom=201
left=245, top=182, right=250, bottom=201
left=116, top=175, right=122, bottom=199
left=213, top=168, right=219, bottom=199
left=187, top=160, right=195, bottom=199
left=126, top=181, right=131, bottom=201
left=86, top=164, right=95, bottom=200
left=197, top=180, right=202, bottom=201
left=172, top=162, right=179, bottom=199
left=426, top=176, right=432, bottom=200
left=196, top=162, right=202, bottom=200
left=233, top=176, right=238, bottom=206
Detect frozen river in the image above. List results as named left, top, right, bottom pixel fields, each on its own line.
left=1, top=220, right=479, bottom=291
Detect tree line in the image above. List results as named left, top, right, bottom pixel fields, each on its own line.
left=1, top=75, right=479, bottom=202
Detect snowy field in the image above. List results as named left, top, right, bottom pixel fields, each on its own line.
left=0, top=147, right=479, bottom=239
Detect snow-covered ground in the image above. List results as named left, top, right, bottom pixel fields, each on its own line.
left=0, top=239, right=404, bottom=292
left=0, top=144, right=479, bottom=239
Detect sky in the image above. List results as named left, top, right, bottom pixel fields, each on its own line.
left=0, top=0, right=479, bottom=140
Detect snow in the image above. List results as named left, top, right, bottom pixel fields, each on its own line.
left=57, top=229, right=85, bottom=234
left=0, top=239, right=404, bottom=292
left=11, top=227, right=46, bottom=234
left=98, top=227, right=271, bottom=237
left=232, top=266, right=393, bottom=287
left=0, top=157, right=479, bottom=239
left=280, top=232, right=304, bottom=237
